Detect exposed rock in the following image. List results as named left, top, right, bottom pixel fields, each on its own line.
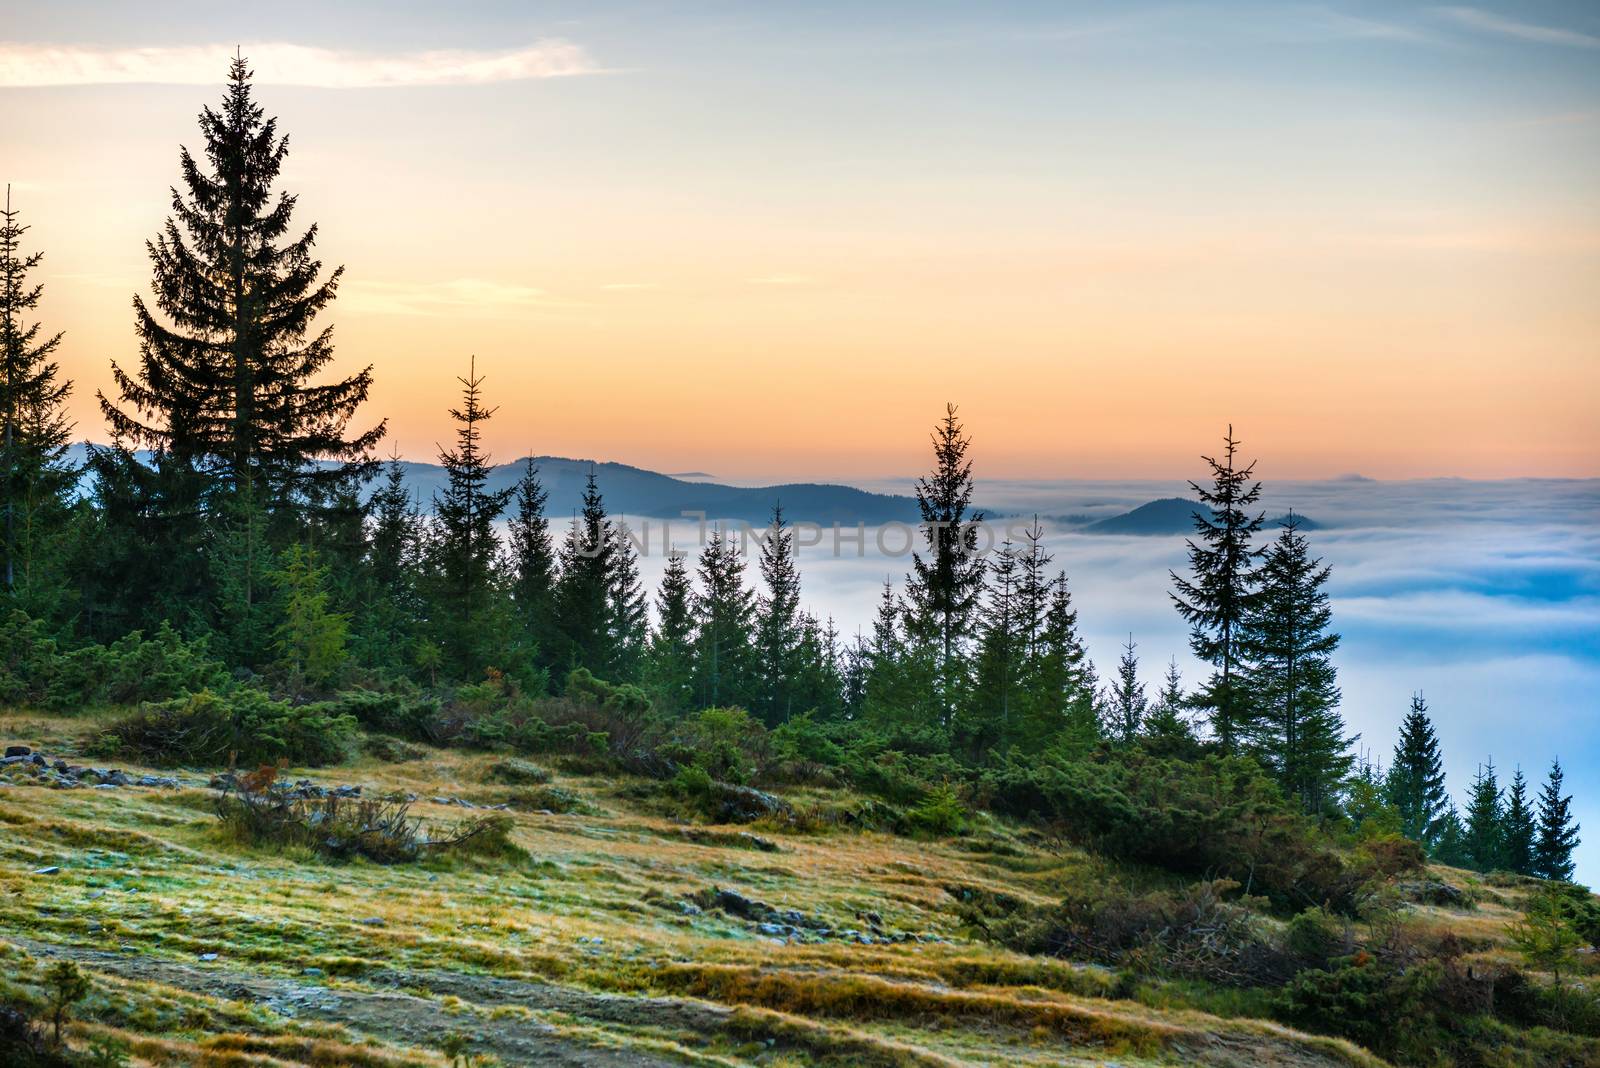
left=3, top=745, right=30, bottom=758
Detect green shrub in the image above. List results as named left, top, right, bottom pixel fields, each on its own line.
left=0, top=611, right=227, bottom=710
left=482, top=757, right=552, bottom=785
left=769, top=711, right=846, bottom=768
left=92, top=688, right=355, bottom=767
left=330, top=689, right=439, bottom=740
left=954, top=877, right=1293, bottom=986
left=1275, top=954, right=1443, bottom=1061
left=984, top=749, right=1370, bottom=913
left=664, top=707, right=767, bottom=783
left=1285, top=907, right=1348, bottom=966
left=906, top=781, right=967, bottom=836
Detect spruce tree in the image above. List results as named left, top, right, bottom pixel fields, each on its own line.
left=863, top=579, right=912, bottom=726
left=270, top=543, right=349, bottom=695
left=645, top=549, right=696, bottom=716
left=840, top=630, right=871, bottom=719
left=505, top=457, right=557, bottom=672
left=361, top=453, right=422, bottom=669
left=786, top=612, right=845, bottom=722
left=903, top=404, right=985, bottom=726
left=1015, top=518, right=1051, bottom=656
left=1170, top=426, right=1264, bottom=751
left=1534, top=759, right=1580, bottom=881
left=1107, top=634, right=1147, bottom=744
left=553, top=470, right=614, bottom=679
left=754, top=504, right=803, bottom=725
left=969, top=540, right=1023, bottom=757
left=606, top=520, right=648, bottom=683
left=1244, top=516, right=1351, bottom=812
left=1464, top=760, right=1506, bottom=872
left=1434, top=802, right=1471, bottom=869
left=1016, top=572, right=1098, bottom=755
left=1142, top=658, right=1194, bottom=748
left=101, top=56, right=382, bottom=503
left=1503, top=767, right=1537, bottom=877
left=0, top=187, right=75, bottom=609
left=1385, top=692, right=1449, bottom=849
left=429, top=358, right=513, bottom=673
left=691, top=526, right=756, bottom=709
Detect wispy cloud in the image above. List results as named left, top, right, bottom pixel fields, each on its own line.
left=1436, top=6, right=1600, bottom=47
left=0, top=40, right=599, bottom=88
left=341, top=278, right=587, bottom=317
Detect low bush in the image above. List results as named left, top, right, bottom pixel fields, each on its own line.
left=500, top=785, right=590, bottom=814
left=328, top=689, right=438, bottom=741
left=953, top=877, right=1295, bottom=986
left=660, top=707, right=767, bottom=784
left=92, top=688, right=355, bottom=767
left=216, top=766, right=520, bottom=863
left=1276, top=953, right=1443, bottom=1061
left=481, top=757, right=552, bottom=785
left=983, top=749, right=1382, bottom=913
left=905, top=781, right=967, bottom=836
left=669, top=764, right=792, bottom=824
left=0, top=611, right=228, bottom=711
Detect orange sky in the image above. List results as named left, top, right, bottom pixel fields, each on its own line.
left=5, top=4, right=1598, bottom=479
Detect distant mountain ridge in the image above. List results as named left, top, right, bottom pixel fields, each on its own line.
left=64, top=446, right=1311, bottom=533
left=1083, top=497, right=1319, bottom=535
left=65, top=445, right=918, bottom=526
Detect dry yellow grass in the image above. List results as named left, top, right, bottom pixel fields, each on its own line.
left=0, top=709, right=1515, bottom=1067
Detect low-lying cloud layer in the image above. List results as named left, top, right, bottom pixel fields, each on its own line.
left=0, top=40, right=597, bottom=88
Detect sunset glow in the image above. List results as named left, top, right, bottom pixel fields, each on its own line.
left=4, top=1, right=1596, bottom=479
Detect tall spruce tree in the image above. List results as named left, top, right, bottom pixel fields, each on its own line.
left=691, top=526, right=756, bottom=709
left=505, top=457, right=557, bottom=674
left=1107, top=634, right=1147, bottom=744
left=1464, top=760, right=1506, bottom=872
left=101, top=56, right=381, bottom=501
left=1386, top=693, right=1449, bottom=849
left=606, top=520, right=648, bottom=683
left=428, top=358, right=513, bottom=673
left=1244, top=516, right=1351, bottom=812
left=553, top=470, right=614, bottom=679
left=1534, top=759, right=1580, bottom=881
left=754, top=505, right=803, bottom=725
left=903, top=404, right=985, bottom=726
left=1503, top=767, right=1537, bottom=877
left=645, top=549, right=696, bottom=715
left=1170, top=426, right=1264, bottom=751
left=0, top=187, right=75, bottom=609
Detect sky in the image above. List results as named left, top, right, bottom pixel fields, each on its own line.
left=2, top=0, right=1598, bottom=480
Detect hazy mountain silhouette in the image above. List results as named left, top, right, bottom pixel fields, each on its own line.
left=1084, top=497, right=1319, bottom=535
left=66, top=445, right=916, bottom=526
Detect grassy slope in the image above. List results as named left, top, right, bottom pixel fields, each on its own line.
left=0, top=709, right=1534, bottom=1068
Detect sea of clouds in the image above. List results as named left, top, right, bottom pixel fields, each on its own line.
left=618, top=476, right=1600, bottom=883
